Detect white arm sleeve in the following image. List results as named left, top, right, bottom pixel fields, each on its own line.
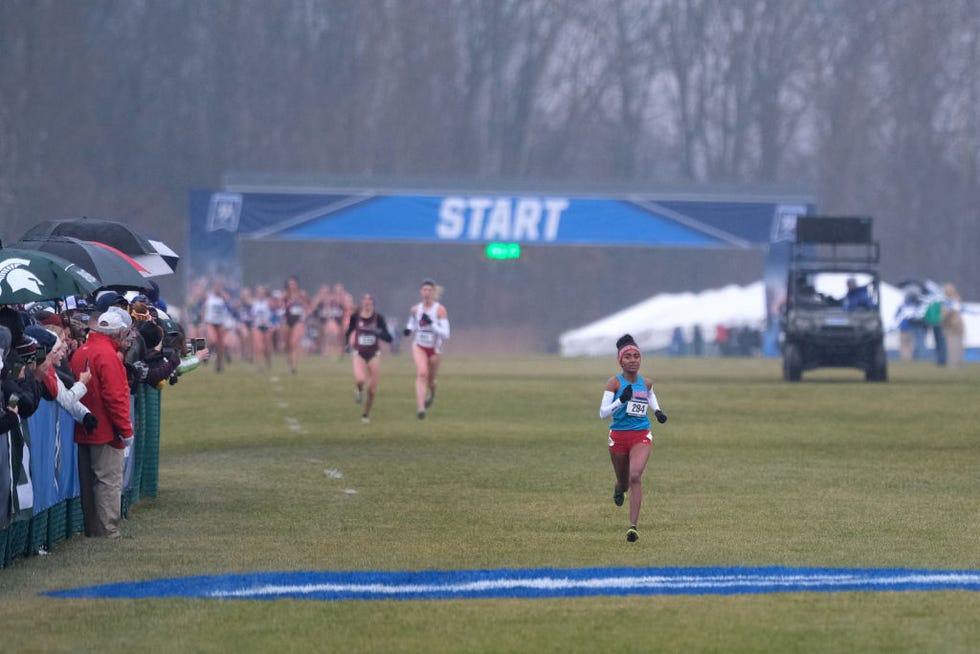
left=598, top=390, right=622, bottom=419
left=404, top=313, right=417, bottom=333
left=648, top=388, right=661, bottom=412
left=55, top=379, right=91, bottom=423
left=434, top=318, right=450, bottom=339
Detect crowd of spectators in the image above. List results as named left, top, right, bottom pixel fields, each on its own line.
left=1, top=283, right=208, bottom=538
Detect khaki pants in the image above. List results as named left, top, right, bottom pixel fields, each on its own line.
left=77, top=443, right=124, bottom=538
left=945, top=331, right=964, bottom=369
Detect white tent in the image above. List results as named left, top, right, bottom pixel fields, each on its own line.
left=559, top=282, right=979, bottom=357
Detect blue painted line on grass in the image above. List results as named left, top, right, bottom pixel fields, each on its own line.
left=44, top=566, right=980, bottom=601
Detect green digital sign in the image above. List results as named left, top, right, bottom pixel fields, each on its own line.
left=485, top=242, right=521, bottom=260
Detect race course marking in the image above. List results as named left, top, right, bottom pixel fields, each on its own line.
left=45, top=566, right=980, bottom=601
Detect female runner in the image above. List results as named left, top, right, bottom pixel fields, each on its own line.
left=402, top=278, right=450, bottom=419
left=202, top=280, right=232, bottom=373
left=345, top=293, right=393, bottom=423
left=597, top=334, right=668, bottom=542
left=250, top=285, right=274, bottom=373
left=282, top=275, right=311, bottom=374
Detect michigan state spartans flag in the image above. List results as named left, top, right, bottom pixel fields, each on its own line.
left=7, top=419, right=33, bottom=521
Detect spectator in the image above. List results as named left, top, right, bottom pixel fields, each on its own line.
left=895, top=292, right=926, bottom=361
left=7, top=334, right=42, bottom=420
left=842, top=278, right=872, bottom=311
left=1, top=326, right=21, bottom=428
left=136, top=320, right=179, bottom=388
left=942, top=283, right=965, bottom=369
left=94, top=290, right=129, bottom=315
left=691, top=325, right=704, bottom=357
left=143, top=279, right=168, bottom=313
left=0, top=326, right=24, bottom=418
left=24, top=325, right=97, bottom=430
left=922, top=295, right=947, bottom=366
left=715, top=324, right=730, bottom=356
left=669, top=327, right=686, bottom=356
left=69, top=306, right=135, bottom=539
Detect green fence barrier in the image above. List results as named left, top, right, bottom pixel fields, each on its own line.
left=47, top=501, right=67, bottom=549
left=141, top=387, right=161, bottom=499
left=28, top=509, right=48, bottom=554
left=67, top=496, right=84, bottom=537
left=4, top=519, right=30, bottom=567
left=2, top=386, right=162, bottom=569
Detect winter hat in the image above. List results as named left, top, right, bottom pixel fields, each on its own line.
left=14, top=334, right=38, bottom=361
left=0, top=306, right=24, bottom=345
left=95, top=290, right=128, bottom=313
left=25, top=324, right=57, bottom=351
left=137, top=321, right=163, bottom=350
left=144, top=279, right=161, bottom=304
left=130, top=300, right=152, bottom=322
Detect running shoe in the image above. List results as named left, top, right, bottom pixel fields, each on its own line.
left=626, top=527, right=639, bottom=543
left=613, top=486, right=625, bottom=507
left=354, top=387, right=363, bottom=404
left=417, top=410, right=425, bottom=420
left=424, top=386, right=436, bottom=408
left=361, top=414, right=370, bottom=424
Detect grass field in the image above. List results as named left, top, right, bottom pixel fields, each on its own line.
left=1, top=352, right=978, bottom=652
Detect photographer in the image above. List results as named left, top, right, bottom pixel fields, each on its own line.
left=3, top=334, right=43, bottom=420
left=136, top=320, right=179, bottom=389
left=1, top=326, right=23, bottom=433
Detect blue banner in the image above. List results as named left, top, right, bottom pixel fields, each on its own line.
left=187, top=187, right=815, bottom=307
left=26, top=401, right=79, bottom=514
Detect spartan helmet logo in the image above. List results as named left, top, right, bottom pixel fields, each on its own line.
left=0, top=258, right=45, bottom=296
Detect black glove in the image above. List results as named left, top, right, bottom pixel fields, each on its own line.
left=82, top=412, right=98, bottom=433
left=655, top=410, right=667, bottom=424
left=419, top=313, right=433, bottom=326
left=619, top=384, right=633, bottom=404
left=402, top=328, right=412, bottom=337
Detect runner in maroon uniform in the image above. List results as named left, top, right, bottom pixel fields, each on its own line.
left=345, top=294, right=393, bottom=423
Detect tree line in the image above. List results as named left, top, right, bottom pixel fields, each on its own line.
left=1, top=0, right=977, bottom=300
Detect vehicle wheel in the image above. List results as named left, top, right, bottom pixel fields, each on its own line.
left=783, top=343, right=802, bottom=382
left=866, top=344, right=888, bottom=382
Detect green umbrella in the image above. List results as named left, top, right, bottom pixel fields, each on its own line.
left=0, top=246, right=100, bottom=303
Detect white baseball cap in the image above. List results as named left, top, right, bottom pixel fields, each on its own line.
left=94, top=306, right=133, bottom=334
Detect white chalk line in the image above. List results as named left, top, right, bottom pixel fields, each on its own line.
left=208, top=571, right=980, bottom=598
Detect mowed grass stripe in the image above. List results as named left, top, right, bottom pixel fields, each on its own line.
left=1, top=354, right=978, bottom=652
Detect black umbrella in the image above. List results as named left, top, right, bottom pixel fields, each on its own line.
left=21, top=217, right=156, bottom=256
left=13, top=237, right=150, bottom=290
left=132, top=239, right=180, bottom=276
left=0, top=246, right=100, bottom=303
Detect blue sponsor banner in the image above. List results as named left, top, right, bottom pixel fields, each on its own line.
left=187, top=188, right=814, bottom=300
left=46, top=566, right=980, bottom=601
left=277, top=196, right=724, bottom=247
left=26, top=404, right=56, bottom=514
left=26, top=402, right=79, bottom=513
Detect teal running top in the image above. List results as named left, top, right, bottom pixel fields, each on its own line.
left=609, top=374, right=651, bottom=431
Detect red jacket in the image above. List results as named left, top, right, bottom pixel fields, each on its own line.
left=69, top=332, right=133, bottom=448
